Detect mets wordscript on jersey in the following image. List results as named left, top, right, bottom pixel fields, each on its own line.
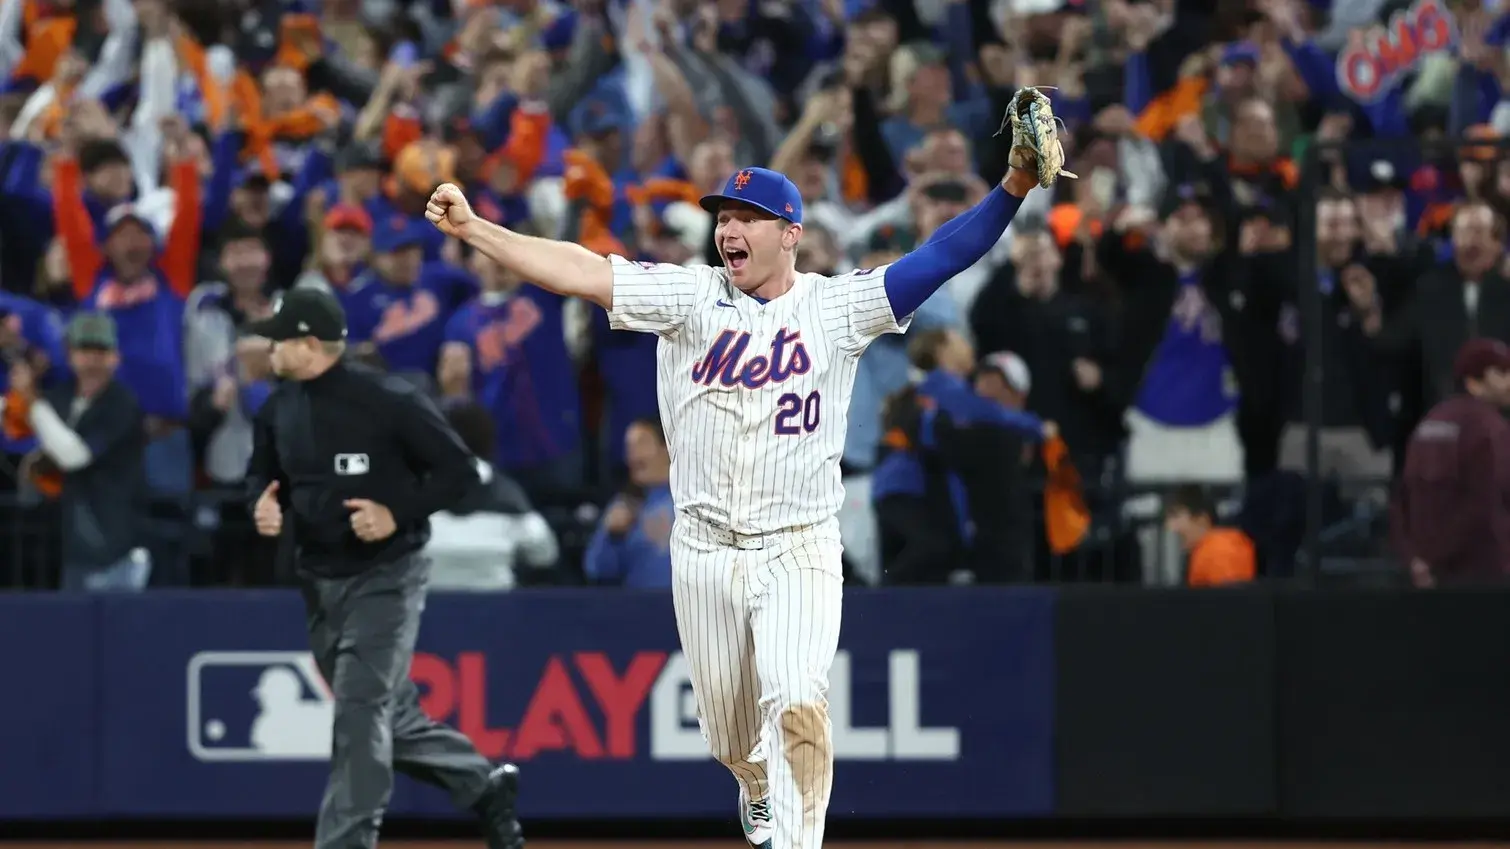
left=691, top=328, right=813, bottom=389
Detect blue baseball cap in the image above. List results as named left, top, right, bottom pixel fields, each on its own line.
left=571, top=97, right=632, bottom=138
left=699, top=167, right=804, bottom=225
left=372, top=214, right=427, bottom=253
left=1221, top=41, right=1261, bottom=67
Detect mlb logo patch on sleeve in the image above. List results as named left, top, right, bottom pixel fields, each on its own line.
left=334, top=453, right=370, bottom=475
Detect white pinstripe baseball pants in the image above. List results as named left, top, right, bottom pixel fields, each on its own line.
left=670, top=514, right=845, bottom=849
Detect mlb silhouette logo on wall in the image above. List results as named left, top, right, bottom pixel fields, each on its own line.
left=186, top=651, right=334, bottom=762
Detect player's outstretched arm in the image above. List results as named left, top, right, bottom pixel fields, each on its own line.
left=426, top=183, right=614, bottom=309
left=883, top=87, right=1074, bottom=320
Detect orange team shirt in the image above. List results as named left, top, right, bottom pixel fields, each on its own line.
left=51, top=156, right=202, bottom=302
left=1187, top=527, right=1258, bottom=587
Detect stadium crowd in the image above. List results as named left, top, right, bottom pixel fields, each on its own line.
left=1, top=0, right=1509, bottom=593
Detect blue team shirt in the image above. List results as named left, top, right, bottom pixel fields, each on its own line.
left=0, top=293, right=67, bottom=453
left=590, top=310, right=658, bottom=469
left=364, top=196, right=448, bottom=262
left=443, top=288, right=581, bottom=469
left=582, top=485, right=674, bottom=588
left=1135, top=272, right=1237, bottom=427
left=85, top=272, right=188, bottom=420
left=344, top=268, right=470, bottom=375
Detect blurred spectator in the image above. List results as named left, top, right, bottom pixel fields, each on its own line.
left=1363, top=201, right=1510, bottom=411
left=52, top=118, right=201, bottom=499
left=344, top=215, right=469, bottom=376
left=427, top=401, right=559, bottom=591
left=185, top=221, right=276, bottom=486
left=873, top=330, right=1048, bottom=585
left=958, top=350, right=1055, bottom=582
left=1392, top=338, right=1510, bottom=588
left=0, top=290, right=66, bottom=456
left=1102, top=191, right=1243, bottom=486
left=5, top=312, right=148, bottom=590
left=439, top=241, right=581, bottom=501
left=1274, top=190, right=1394, bottom=489
left=879, top=42, right=991, bottom=165
left=1164, top=484, right=1257, bottom=587
left=583, top=416, right=672, bottom=589
left=842, top=211, right=959, bottom=475
left=972, top=223, right=1118, bottom=480
left=295, top=201, right=373, bottom=296
left=587, top=306, right=657, bottom=485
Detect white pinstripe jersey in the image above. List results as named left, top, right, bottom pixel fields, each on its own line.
left=607, top=254, right=912, bottom=535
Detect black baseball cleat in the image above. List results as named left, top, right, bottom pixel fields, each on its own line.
left=473, top=764, right=524, bottom=849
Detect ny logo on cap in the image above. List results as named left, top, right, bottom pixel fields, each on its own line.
left=734, top=170, right=752, bottom=190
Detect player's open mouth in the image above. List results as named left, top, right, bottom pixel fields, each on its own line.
left=725, top=248, right=749, bottom=271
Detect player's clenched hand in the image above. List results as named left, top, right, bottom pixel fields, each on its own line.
left=426, top=183, right=475, bottom=237
left=254, top=481, right=283, bottom=537
left=345, top=498, right=398, bottom=542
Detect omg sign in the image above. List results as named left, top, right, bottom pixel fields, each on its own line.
left=1336, top=0, right=1457, bottom=103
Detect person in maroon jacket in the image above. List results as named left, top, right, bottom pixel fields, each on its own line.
left=1393, top=338, right=1510, bottom=587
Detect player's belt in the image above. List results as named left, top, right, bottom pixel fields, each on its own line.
left=683, top=515, right=815, bottom=551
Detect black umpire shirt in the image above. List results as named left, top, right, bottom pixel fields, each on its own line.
left=245, top=360, right=478, bottom=577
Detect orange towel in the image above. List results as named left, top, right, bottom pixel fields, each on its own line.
left=1041, top=434, right=1091, bottom=555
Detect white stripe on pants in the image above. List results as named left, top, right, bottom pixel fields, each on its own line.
left=671, top=515, right=844, bottom=849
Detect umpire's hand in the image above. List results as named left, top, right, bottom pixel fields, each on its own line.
left=345, top=498, right=398, bottom=542
left=254, top=481, right=283, bottom=536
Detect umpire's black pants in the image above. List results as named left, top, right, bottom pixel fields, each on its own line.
left=300, top=553, right=493, bottom=849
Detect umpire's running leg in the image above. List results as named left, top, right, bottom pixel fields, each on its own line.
left=302, top=553, right=523, bottom=849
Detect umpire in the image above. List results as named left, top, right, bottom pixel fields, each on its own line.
left=243, top=288, right=523, bottom=849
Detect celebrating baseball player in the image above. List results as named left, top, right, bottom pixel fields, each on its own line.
left=427, top=88, right=1072, bottom=849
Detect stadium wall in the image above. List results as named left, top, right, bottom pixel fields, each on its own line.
left=3, top=587, right=1510, bottom=836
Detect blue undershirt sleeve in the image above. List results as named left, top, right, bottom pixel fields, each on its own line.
left=884, top=186, right=1025, bottom=320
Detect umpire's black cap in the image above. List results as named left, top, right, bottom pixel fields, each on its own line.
left=245, top=288, right=349, bottom=342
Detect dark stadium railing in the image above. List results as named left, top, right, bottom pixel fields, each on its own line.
left=0, top=475, right=1400, bottom=592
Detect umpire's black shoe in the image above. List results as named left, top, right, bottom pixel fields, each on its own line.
left=474, top=764, right=524, bottom=849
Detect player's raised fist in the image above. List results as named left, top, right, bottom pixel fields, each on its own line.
left=426, top=182, right=474, bottom=237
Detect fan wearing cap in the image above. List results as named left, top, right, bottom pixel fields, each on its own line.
left=240, top=286, right=525, bottom=849
left=51, top=130, right=203, bottom=424
left=364, top=140, right=456, bottom=263
left=294, top=203, right=374, bottom=295
left=327, top=140, right=388, bottom=210
left=342, top=213, right=473, bottom=375
left=872, top=332, right=1051, bottom=584
left=206, top=145, right=344, bottom=290
left=1, top=311, right=150, bottom=590
left=1393, top=338, right=1510, bottom=588
left=1353, top=159, right=1415, bottom=251
left=427, top=144, right=1045, bottom=849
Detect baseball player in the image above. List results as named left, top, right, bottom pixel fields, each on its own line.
left=427, top=89, right=1072, bottom=849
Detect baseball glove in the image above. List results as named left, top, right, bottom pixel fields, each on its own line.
left=997, top=86, right=1078, bottom=189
